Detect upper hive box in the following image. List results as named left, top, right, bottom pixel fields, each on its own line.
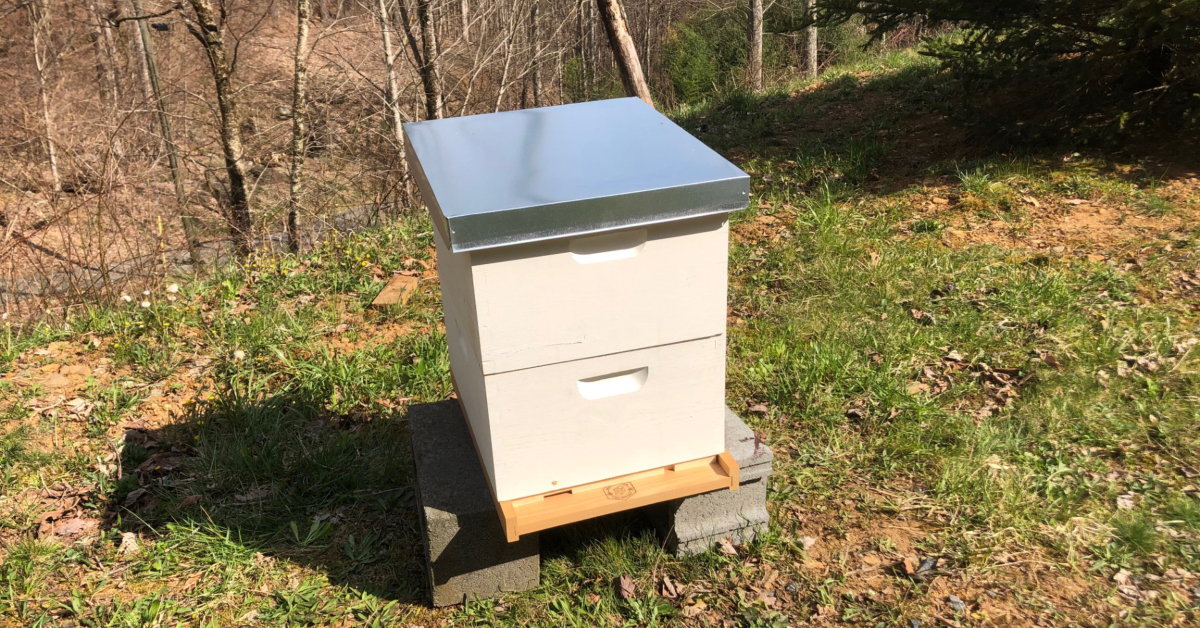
left=405, top=97, right=749, bottom=510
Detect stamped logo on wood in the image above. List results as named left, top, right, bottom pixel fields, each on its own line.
left=604, top=482, right=637, bottom=501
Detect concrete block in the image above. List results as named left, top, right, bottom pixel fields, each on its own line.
left=408, top=401, right=540, bottom=606
left=651, top=406, right=773, bottom=555
left=724, top=406, right=773, bottom=482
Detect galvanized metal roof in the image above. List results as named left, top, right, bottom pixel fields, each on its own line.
left=403, top=97, right=749, bottom=252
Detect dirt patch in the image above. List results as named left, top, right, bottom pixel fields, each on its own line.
left=906, top=192, right=1197, bottom=260
left=326, top=318, right=419, bottom=355
left=748, top=480, right=1197, bottom=627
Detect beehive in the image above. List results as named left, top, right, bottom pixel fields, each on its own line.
left=405, top=97, right=749, bottom=539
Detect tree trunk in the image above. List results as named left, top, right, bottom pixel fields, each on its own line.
left=131, top=0, right=201, bottom=265
left=416, top=0, right=443, bottom=120
left=460, top=0, right=469, bottom=42
left=575, top=0, right=586, bottom=100
left=87, top=0, right=119, bottom=106
left=376, top=0, right=406, bottom=146
left=375, top=0, right=412, bottom=208
left=803, top=0, right=818, bottom=78
left=395, top=1, right=424, bottom=70
left=26, top=0, right=61, bottom=193
left=748, top=0, right=763, bottom=92
left=587, top=0, right=597, bottom=97
left=287, top=0, right=311, bottom=254
left=184, top=0, right=252, bottom=257
left=493, top=5, right=519, bottom=112
left=128, top=2, right=155, bottom=108
left=595, top=0, right=652, bottom=107
left=529, top=0, right=541, bottom=107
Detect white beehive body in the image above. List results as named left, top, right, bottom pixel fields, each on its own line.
left=405, top=97, right=749, bottom=503
left=436, top=216, right=729, bottom=501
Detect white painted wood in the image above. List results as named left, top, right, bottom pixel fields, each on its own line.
left=435, top=215, right=729, bottom=375
left=482, top=335, right=726, bottom=501
left=445, top=314, right=497, bottom=489
left=434, top=214, right=732, bottom=502
left=433, top=223, right=480, bottom=362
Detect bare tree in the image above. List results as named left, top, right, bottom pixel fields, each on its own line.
left=179, top=0, right=253, bottom=256
left=748, top=0, right=763, bottom=92
left=86, top=0, right=121, bottom=106
left=26, top=0, right=61, bottom=192
left=126, top=0, right=156, bottom=113
left=0, top=0, right=848, bottom=317
left=124, top=0, right=202, bottom=264
left=492, top=0, right=521, bottom=111
left=595, top=0, right=652, bottom=107
left=416, top=0, right=444, bottom=119
left=288, top=0, right=312, bottom=253
left=803, top=0, right=817, bottom=78
left=528, top=0, right=541, bottom=107
left=460, top=0, right=469, bottom=42
left=374, top=0, right=408, bottom=149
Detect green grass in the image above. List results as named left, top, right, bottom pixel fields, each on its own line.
left=1, top=51, right=1198, bottom=627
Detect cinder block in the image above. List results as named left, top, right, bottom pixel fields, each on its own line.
left=408, top=401, right=540, bottom=606
left=652, top=407, right=773, bottom=555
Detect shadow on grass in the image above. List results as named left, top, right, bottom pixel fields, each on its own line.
left=110, top=389, right=683, bottom=608
left=112, top=390, right=429, bottom=605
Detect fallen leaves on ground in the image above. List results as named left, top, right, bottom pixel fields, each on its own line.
left=618, top=574, right=636, bottom=600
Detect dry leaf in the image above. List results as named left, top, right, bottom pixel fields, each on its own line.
left=907, top=382, right=931, bottom=395
left=660, top=575, right=678, bottom=599
left=761, top=566, right=778, bottom=590
left=717, top=537, right=738, bottom=556
left=1040, top=352, right=1062, bottom=369
left=119, top=531, right=140, bottom=555
left=1116, top=493, right=1135, bottom=510
left=682, top=599, right=707, bottom=618
left=176, top=573, right=203, bottom=593
left=123, top=488, right=148, bottom=507
left=1114, top=569, right=1133, bottom=585
left=800, top=536, right=818, bottom=551
left=179, top=495, right=201, bottom=510
left=234, top=486, right=271, bottom=502
left=618, top=574, right=636, bottom=600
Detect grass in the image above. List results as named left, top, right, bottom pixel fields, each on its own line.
left=1, top=50, right=1199, bottom=626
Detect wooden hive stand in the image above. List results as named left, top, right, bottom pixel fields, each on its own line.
left=498, top=450, right=738, bottom=543
left=451, top=390, right=739, bottom=543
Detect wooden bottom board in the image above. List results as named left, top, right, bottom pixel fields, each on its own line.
left=449, top=378, right=738, bottom=543
left=498, top=450, right=738, bottom=542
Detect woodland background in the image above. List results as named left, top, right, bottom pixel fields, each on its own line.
left=0, top=0, right=865, bottom=319
left=2, top=0, right=1194, bottom=320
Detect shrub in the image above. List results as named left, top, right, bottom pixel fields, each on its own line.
left=816, top=0, right=1200, bottom=141
left=662, top=4, right=877, bottom=105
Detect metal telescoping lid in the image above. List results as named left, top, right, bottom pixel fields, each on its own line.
left=403, top=97, right=750, bottom=253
